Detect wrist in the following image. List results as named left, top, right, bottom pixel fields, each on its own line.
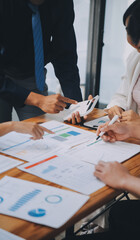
left=123, top=122, right=132, bottom=138
left=25, top=92, right=45, bottom=108
left=127, top=122, right=136, bottom=138
left=10, top=121, right=18, bottom=132
left=37, top=95, right=46, bottom=109
left=120, top=172, right=132, bottom=191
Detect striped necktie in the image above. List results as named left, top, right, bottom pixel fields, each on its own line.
left=29, top=3, right=45, bottom=91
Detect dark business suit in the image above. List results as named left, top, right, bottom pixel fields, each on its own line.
left=0, top=0, right=82, bottom=121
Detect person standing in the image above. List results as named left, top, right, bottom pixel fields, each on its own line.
left=0, top=0, right=82, bottom=122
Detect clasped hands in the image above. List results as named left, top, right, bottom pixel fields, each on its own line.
left=106, top=105, right=140, bottom=122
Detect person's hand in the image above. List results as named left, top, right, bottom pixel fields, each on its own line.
left=67, top=95, right=93, bottom=125
left=25, top=92, right=77, bottom=114
left=94, top=160, right=130, bottom=189
left=12, top=122, right=54, bottom=140
left=106, top=105, right=124, bottom=119
left=38, top=94, right=78, bottom=114
left=96, top=121, right=131, bottom=142
left=120, top=110, right=140, bottom=122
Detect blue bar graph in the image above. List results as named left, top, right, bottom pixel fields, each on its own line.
left=9, top=189, right=41, bottom=212
left=42, top=165, right=57, bottom=174
left=67, top=131, right=81, bottom=136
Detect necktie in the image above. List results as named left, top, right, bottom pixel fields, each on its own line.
left=29, top=3, right=45, bottom=91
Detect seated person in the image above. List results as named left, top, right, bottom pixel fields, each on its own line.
left=0, top=121, right=53, bottom=140
left=93, top=118, right=140, bottom=240
left=106, top=0, right=140, bottom=122
left=76, top=0, right=140, bottom=235
left=65, top=115, right=140, bottom=240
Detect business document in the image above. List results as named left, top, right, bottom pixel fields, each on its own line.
left=19, top=154, right=105, bottom=195
left=0, top=155, right=22, bottom=174
left=19, top=134, right=140, bottom=195
left=0, top=176, right=89, bottom=228
left=0, top=121, right=94, bottom=162
left=0, top=229, right=25, bottom=240
left=71, top=138, right=140, bottom=164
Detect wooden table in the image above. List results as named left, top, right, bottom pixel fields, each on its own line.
left=0, top=109, right=140, bottom=240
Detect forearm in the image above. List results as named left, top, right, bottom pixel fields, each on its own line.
left=0, top=122, right=14, bottom=136
left=127, top=120, right=140, bottom=139
left=122, top=174, right=140, bottom=198
left=131, top=129, right=140, bottom=139
left=24, top=92, right=45, bottom=108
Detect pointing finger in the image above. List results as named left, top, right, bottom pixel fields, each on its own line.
left=59, top=95, right=78, bottom=104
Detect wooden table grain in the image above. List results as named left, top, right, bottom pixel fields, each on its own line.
left=0, top=109, right=140, bottom=240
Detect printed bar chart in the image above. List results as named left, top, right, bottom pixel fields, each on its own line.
left=9, top=189, right=41, bottom=212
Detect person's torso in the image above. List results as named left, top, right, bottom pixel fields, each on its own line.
left=132, top=74, right=140, bottom=114
left=0, top=0, right=62, bottom=78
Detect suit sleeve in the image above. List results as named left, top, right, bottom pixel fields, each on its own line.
left=0, top=2, right=30, bottom=107
left=0, top=76, right=30, bottom=107
left=51, top=0, right=82, bottom=102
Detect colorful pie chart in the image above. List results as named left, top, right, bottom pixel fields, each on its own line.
left=28, top=208, right=46, bottom=217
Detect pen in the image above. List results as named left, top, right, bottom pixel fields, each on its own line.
left=86, top=95, right=99, bottom=112
left=96, top=115, right=119, bottom=140
left=86, top=99, right=95, bottom=111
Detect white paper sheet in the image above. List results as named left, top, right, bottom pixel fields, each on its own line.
left=0, top=132, right=31, bottom=151
left=63, top=95, right=99, bottom=120
left=0, top=176, right=89, bottom=228
left=0, top=121, right=94, bottom=162
left=18, top=134, right=140, bottom=195
left=0, top=229, right=25, bottom=240
left=18, top=155, right=104, bottom=195
left=41, top=120, right=94, bottom=147
left=0, top=155, right=22, bottom=174
left=75, top=138, right=140, bottom=164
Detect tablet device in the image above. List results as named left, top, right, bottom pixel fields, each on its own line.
left=63, top=95, right=99, bottom=121
left=83, top=115, right=109, bottom=129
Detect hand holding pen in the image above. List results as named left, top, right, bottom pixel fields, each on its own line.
left=96, top=115, right=119, bottom=140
